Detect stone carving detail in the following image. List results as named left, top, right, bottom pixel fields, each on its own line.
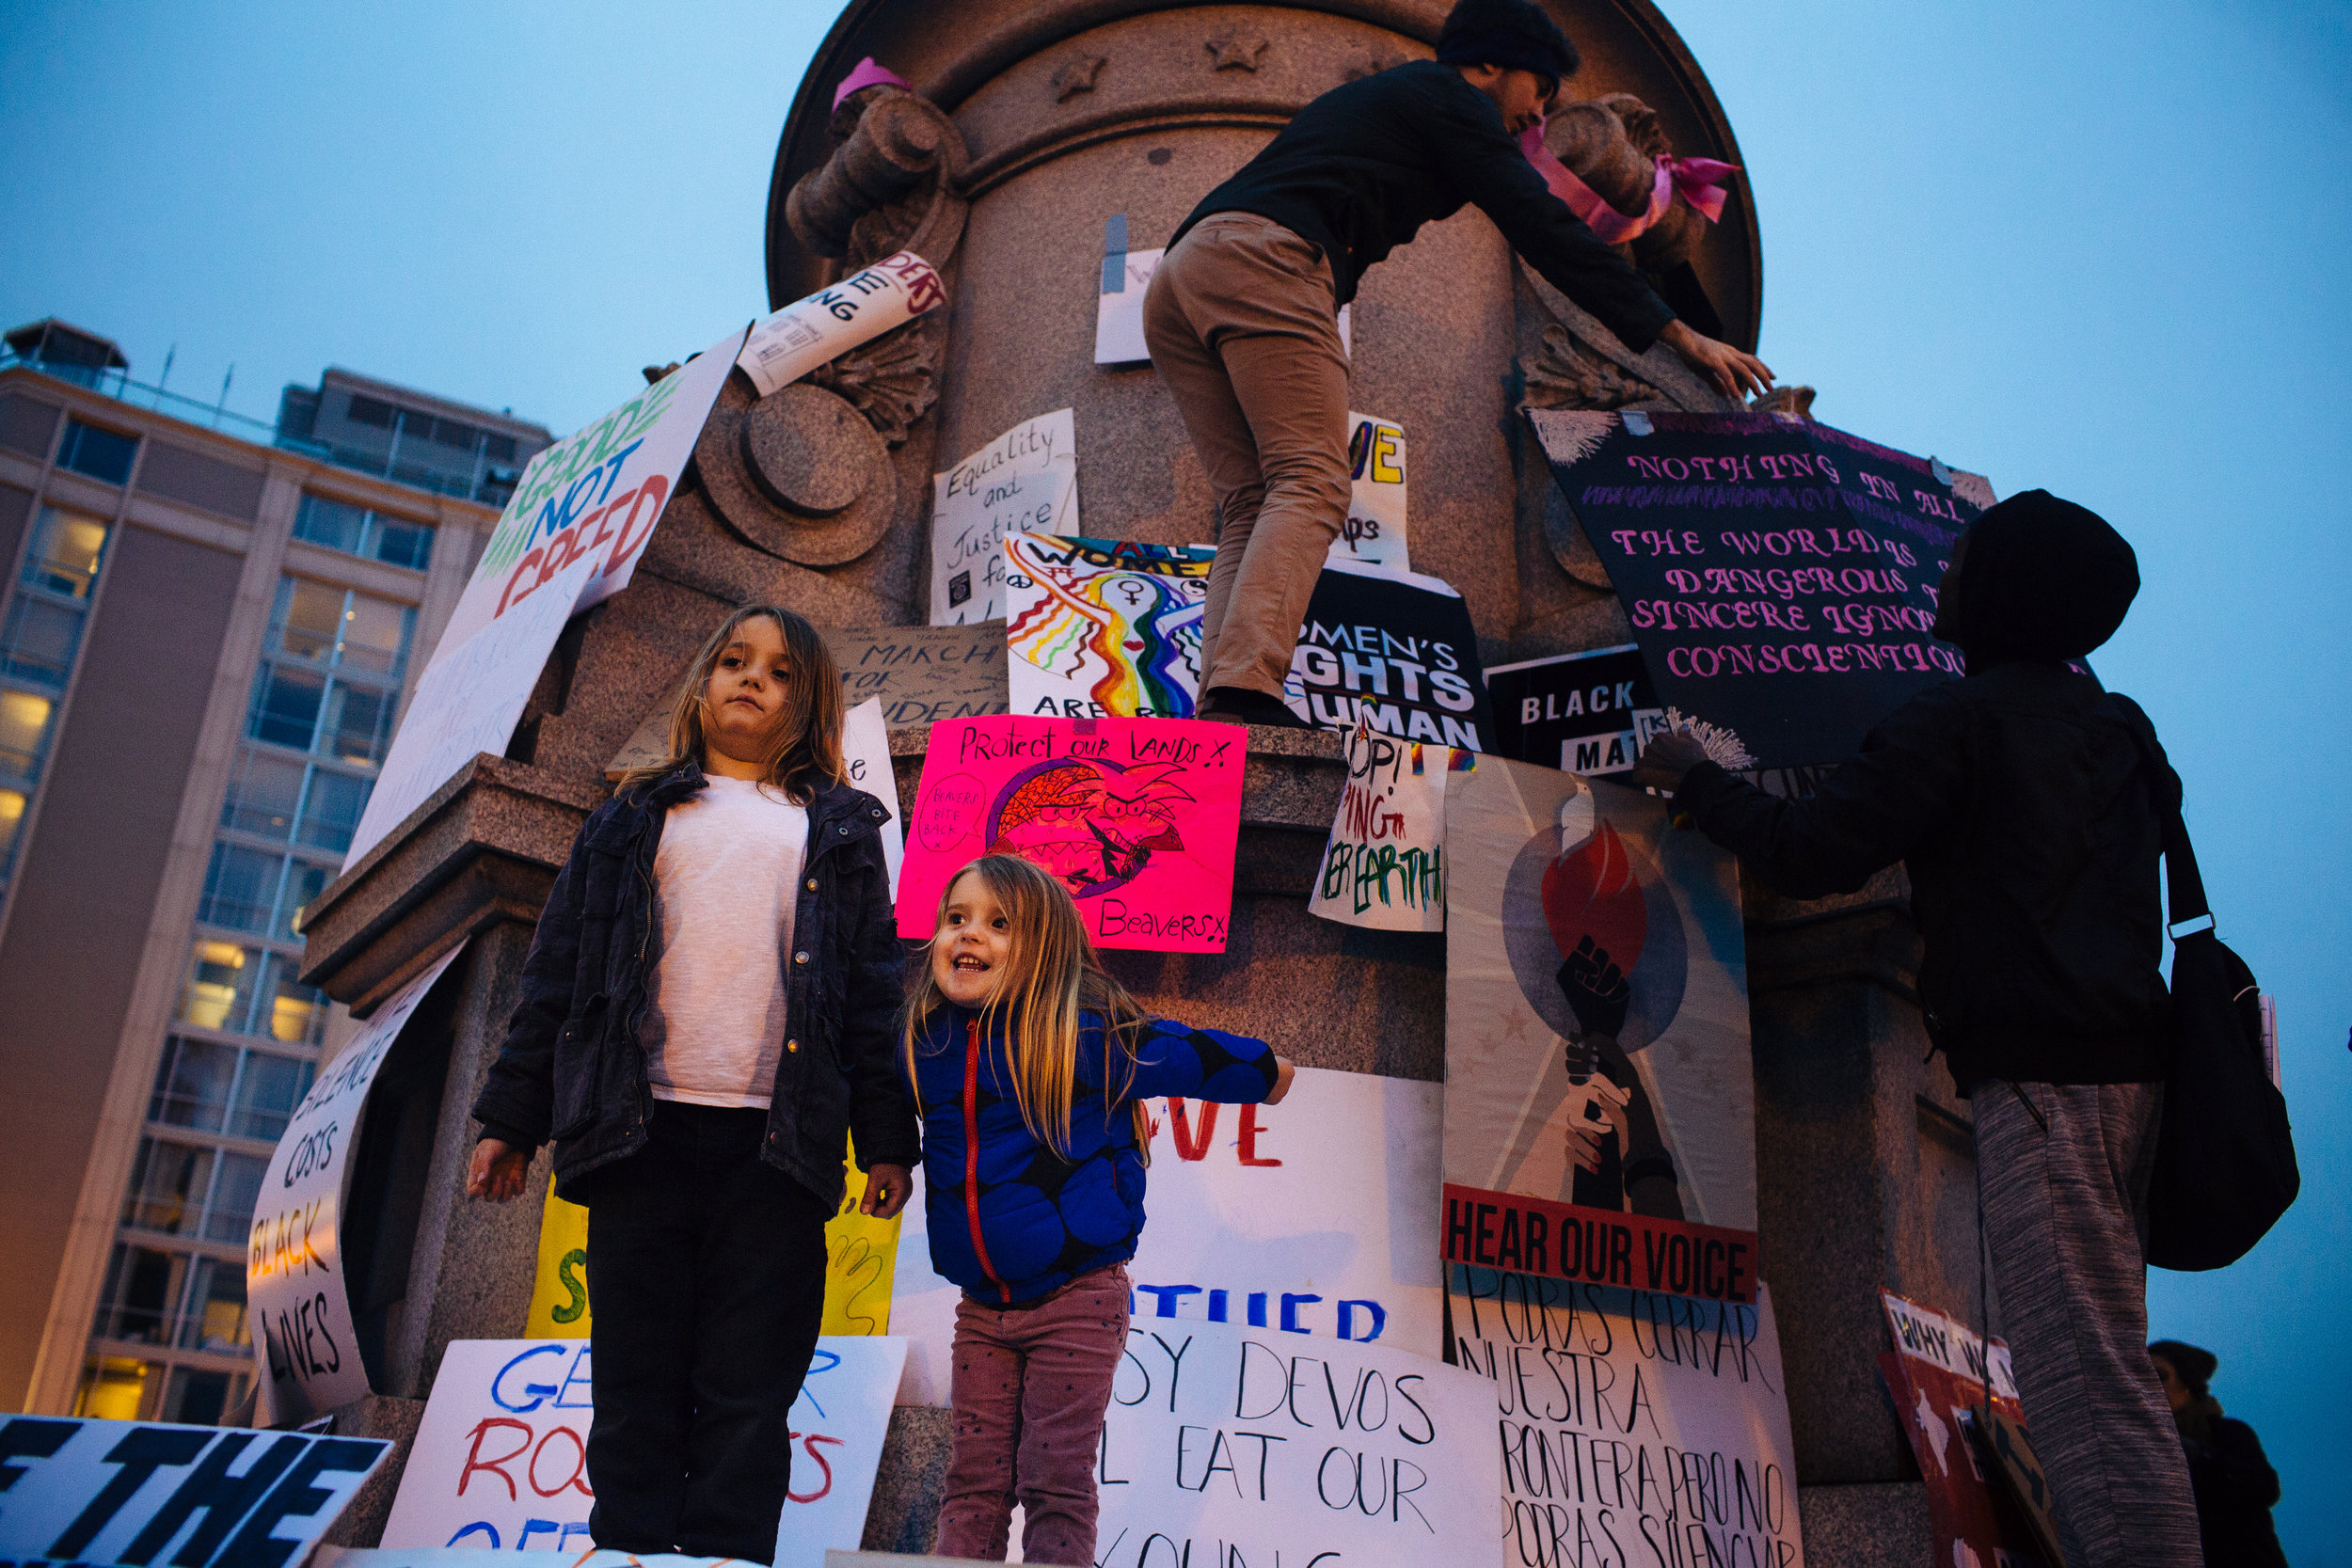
left=1204, top=31, right=1269, bottom=71
left=1752, top=385, right=1818, bottom=420
left=1343, top=50, right=1407, bottom=82
left=1543, top=93, right=1708, bottom=275
left=1051, top=54, right=1105, bottom=102
left=1523, top=322, right=1667, bottom=412
left=693, top=377, right=898, bottom=568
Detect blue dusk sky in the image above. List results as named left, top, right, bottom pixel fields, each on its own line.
left=3, top=1, right=2345, bottom=1559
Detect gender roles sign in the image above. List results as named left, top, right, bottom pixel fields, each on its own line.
left=890, top=1065, right=1443, bottom=1405
left=1005, top=533, right=1212, bottom=720
left=1308, top=721, right=1462, bottom=933
left=1486, top=643, right=1666, bottom=779
left=897, top=716, right=1245, bottom=953
left=378, top=1337, right=904, bottom=1567
left=929, top=408, right=1078, bottom=625
left=0, top=1417, right=389, bottom=1568
left=1282, top=558, right=1499, bottom=752
left=736, top=249, right=945, bottom=398
left=249, top=944, right=467, bottom=1424
left=1334, top=410, right=1409, bottom=571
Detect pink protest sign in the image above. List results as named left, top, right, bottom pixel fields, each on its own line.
left=897, top=716, right=1246, bottom=952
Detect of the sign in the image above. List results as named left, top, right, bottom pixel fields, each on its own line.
left=889, top=1066, right=1443, bottom=1405
left=1281, top=559, right=1498, bottom=752
left=1005, top=534, right=1212, bottom=720
left=1878, top=1292, right=2050, bottom=1568
left=896, top=716, right=1246, bottom=954
left=378, top=1338, right=904, bottom=1567
left=737, top=251, right=946, bottom=399
left=1307, top=721, right=1458, bottom=933
left=0, top=1416, right=389, bottom=1568
left=1485, top=643, right=1666, bottom=778
left=929, top=409, right=1078, bottom=626
left=826, top=621, right=1009, bottom=728
left=1527, top=408, right=1995, bottom=769
left=1334, top=411, right=1409, bottom=570
left=250, top=945, right=467, bottom=1424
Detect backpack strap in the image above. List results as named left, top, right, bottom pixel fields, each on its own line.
left=2109, top=693, right=2212, bottom=936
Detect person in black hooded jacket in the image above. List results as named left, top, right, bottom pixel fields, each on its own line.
left=2151, top=1339, right=2291, bottom=1567
left=1629, top=490, right=2201, bottom=1568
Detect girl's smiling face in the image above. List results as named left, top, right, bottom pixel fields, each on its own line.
left=934, top=869, right=1014, bottom=1007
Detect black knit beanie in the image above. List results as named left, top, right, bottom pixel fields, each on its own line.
left=1436, top=0, right=1580, bottom=87
left=1932, top=488, right=2139, bottom=667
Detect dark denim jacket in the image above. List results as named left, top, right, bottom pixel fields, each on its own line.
left=471, top=761, right=920, bottom=1203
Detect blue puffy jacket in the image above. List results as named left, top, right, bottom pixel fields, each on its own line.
left=905, top=1005, right=1278, bottom=1304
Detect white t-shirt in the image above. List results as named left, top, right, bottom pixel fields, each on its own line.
left=642, top=774, right=810, bottom=1108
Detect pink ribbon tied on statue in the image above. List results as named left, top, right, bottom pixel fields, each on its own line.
left=833, top=56, right=911, bottom=110
left=1518, top=123, right=1739, bottom=244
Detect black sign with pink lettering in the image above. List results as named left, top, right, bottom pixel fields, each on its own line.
left=1527, top=409, right=1993, bottom=768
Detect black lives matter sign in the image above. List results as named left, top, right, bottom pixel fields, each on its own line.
left=1485, top=643, right=1661, bottom=777
left=1528, top=410, right=1990, bottom=769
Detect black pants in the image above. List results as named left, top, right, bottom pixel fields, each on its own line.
left=580, top=1101, right=830, bottom=1562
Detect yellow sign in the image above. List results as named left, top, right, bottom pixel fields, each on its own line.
left=523, top=1139, right=902, bottom=1337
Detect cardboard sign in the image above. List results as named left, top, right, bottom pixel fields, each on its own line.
left=827, top=621, right=1009, bottom=728
left=0, top=1416, right=389, bottom=1568
left=1308, top=722, right=1460, bottom=933
left=1281, top=559, right=1499, bottom=752
left=1335, top=411, right=1409, bottom=571
left=929, top=409, right=1078, bottom=625
left=378, top=1337, right=904, bottom=1567
left=346, top=334, right=740, bottom=866
left=1527, top=408, right=1995, bottom=769
left=1449, top=1268, right=1805, bottom=1567
left=1879, top=1293, right=2050, bottom=1568
left=1442, top=755, right=1755, bottom=1255
left=1090, top=1315, right=1498, bottom=1568
left=1485, top=644, right=1667, bottom=779
left=897, top=716, right=1245, bottom=953
left=890, top=1066, right=1444, bottom=1405
left=737, top=250, right=946, bottom=399
left=1005, top=534, right=1213, bottom=720
left=250, top=945, right=466, bottom=1424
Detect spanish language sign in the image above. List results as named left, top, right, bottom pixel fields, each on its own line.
left=929, top=408, right=1078, bottom=625
left=1485, top=644, right=1666, bottom=779
left=1526, top=408, right=1995, bottom=769
left=250, top=944, right=466, bottom=1424
left=1006, top=534, right=1212, bottom=720
left=897, top=716, right=1246, bottom=953
left=1449, top=1268, right=1804, bottom=1568
left=1879, top=1293, right=2050, bottom=1568
left=1308, top=721, right=1460, bottom=933
left=346, top=333, right=740, bottom=865
left=1333, top=411, right=1409, bottom=571
left=1089, top=1315, right=1498, bottom=1568
left=1281, top=559, right=1499, bottom=752
left=737, top=250, right=945, bottom=398
left=890, top=1066, right=1443, bottom=1404
left=1442, top=755, right=1755, bottom=1275
left=378, top=1338, right=903, bottom=1567
left=827, top=619, right=1009, bottom=727
left=0, top=1417, right=389, bottom=1568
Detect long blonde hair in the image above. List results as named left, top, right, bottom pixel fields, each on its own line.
left=901, top=855, right=1152, bottom=1163
left=618, top=604, right=846, bottom=805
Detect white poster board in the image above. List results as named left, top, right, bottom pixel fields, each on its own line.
left=1334, top=411, right=1408, bottom=571
left=1094, top=242, right=1350, bottom=365
left=0, top=1418, right=389, bottom=1567
left=838, top=696, right=903, bottom=898
left=892, top=1066, right=1441, bottom=1406
left=1308, top=720, right=1452, bottom=933
left=379, top=1337, right=904, bottom=1566
left=250, top=943, right=466, bottom=1424
left=928, top=409, right=1078, bottom=625
left=346, top=333, right=740, bottom=866
left=737, top=251, right=946, bottom=398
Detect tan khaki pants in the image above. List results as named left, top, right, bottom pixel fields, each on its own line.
left=1143, top=214, right=1352, bottom=698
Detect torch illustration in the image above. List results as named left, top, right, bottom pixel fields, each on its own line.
left=1543, top=784, right=1643, bottom=1175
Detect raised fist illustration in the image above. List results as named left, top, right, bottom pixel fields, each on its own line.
left=1556, top=935, right=1630, bottom=1066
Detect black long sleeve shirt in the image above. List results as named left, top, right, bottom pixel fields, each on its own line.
left=1173, top=60, right=1678, bottom=351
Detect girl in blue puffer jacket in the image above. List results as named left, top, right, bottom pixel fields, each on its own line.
left=901, top=853, right=1292, bottom=1565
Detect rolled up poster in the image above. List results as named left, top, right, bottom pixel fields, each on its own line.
left=738, top=250, right=947, bottom=396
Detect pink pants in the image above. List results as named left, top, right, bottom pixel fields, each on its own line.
left=934, top=1263, right=1131, bottom=1564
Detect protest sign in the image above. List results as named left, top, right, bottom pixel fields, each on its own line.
left=897, top=716, right=1245, bottom=953
left=1308, top=721, right=1460, bottom=933
left=1879, top=1293, right=2051, bottom=1568
left=1443, top=754, right=1754, bottom=1268
left=1450, top=1267, right=1804, bottom=1568
left=929, top=409, right=1078, bottom=625
left=890, top=1065, right=1444, bottom=1404
left=1005, top=534, right=1212, bottom=720
left=1281, top=559, right=1499, bottom=752
left=737, top=250, right=946, bottom=398
left=1094, top=226, right=1350, bottom=365
left=826, top=620, right=1008, bottom=727
left=840, top=696, right=903, bottom=897
left=1485, top=644, right=1667, bottom=779
left=346, top=333, right=739, bottom=866
left=379, top=1338, right=902, bottom=1566
left=1527, top=408, right=1995, bottom=769
left=250, top=945, right=466, bottom=1424
left=0, top=1416, right=389, bottom=1568
left=1334, top=411, right=1409, bottom=571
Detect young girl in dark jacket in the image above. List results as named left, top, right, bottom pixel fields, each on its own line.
left=466, top=604, right=918, bottom=1563
left=902, top=854, right=1293, bottom=1565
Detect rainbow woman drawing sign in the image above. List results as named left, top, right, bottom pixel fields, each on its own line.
left=1004, top=532, right=1211, bottom=719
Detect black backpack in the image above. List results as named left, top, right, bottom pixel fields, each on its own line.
left=2116, top=696, right=2299, bottom=1270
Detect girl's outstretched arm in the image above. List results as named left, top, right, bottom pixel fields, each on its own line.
left=1118, top=1018, right=1285, bottom=1105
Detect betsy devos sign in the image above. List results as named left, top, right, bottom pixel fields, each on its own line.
left=1527, top=410, right=1994, bottom=769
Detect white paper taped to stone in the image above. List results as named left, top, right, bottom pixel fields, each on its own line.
left=927, top=407, right=1078, bottom=625
left=737, top=250, right=946, bottom=398
left=1333, top=410, right=1409, bottom=570
left=1096, top=245, right=1351, bottom=366
left=838, top=695, right=903, bottom=897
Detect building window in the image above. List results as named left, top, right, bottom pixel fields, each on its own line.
left=55, top=418, right=138, bottom=484
left=91, top=1243, right=184, bottom=1346
left=0, top=508, right=113, bottom=689
left=23, top=508, right=110, bottom=597
left=171, top=939, right=328, bottom=1044
left=0, top=689, right=52, bottom=786
left=294, top=494, right=433, bottom=571
left=120, top=1139, right=265, bottom=1244
left=220, top=748, right=373, bottom=855
left=196, top=844, right=332, bottom=939
left=74, top=1355, right=152, bottom=1420
left=0, top=788, right=24, bottom=869
left=163, top=1366, right=245, bottom=1424
left=243, top=578, right=412, bottom=767
left=346, top=395, right=396, bottom=430
left=150, top=1033, right=317, bottom=1136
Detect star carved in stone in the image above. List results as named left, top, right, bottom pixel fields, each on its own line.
left=1204, top=31, right=1269, bottom=72
left=1050, top=53, right=1104, bottom=103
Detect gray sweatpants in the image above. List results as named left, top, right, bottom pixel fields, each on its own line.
left=1975, top=1081, right=2202, bottom=1567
